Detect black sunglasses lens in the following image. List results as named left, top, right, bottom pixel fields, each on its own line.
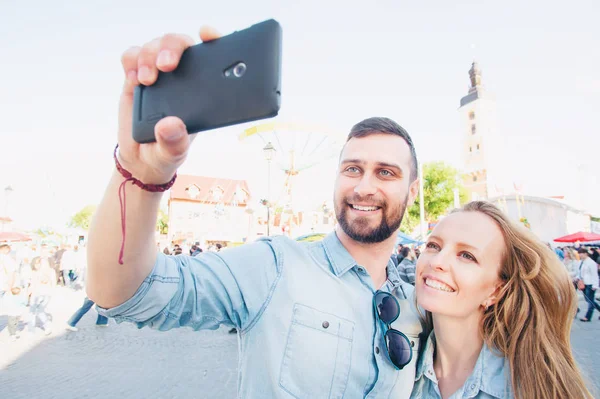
left=374, top=292, right=399, bottom=324
left=385, top=330, right=412, bottom=368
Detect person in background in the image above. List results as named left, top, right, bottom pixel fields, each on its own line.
left=554, top=246, right=565, bottom=261
left=28, top=256, right=56, bottom=335
left=1, top=244, right=27, bottom=340
left=397, top=247, right=416, bottom=285
left=577, top=247, right=600, bottom=322
left=190, top=245, right=202, bottom=257
left=66, top=296, right=109, bottom=332
left=563, top=248, right=579, bottom=282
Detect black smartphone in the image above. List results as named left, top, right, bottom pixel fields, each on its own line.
left=132, top=19, right=282, bottom=144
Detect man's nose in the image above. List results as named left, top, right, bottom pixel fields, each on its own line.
left=354, top=175, right=377, bottom=197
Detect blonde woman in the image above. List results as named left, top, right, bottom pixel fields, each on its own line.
left=411, top=201, right=592, bottom=399
left=563, top=248, right=579, bottom=281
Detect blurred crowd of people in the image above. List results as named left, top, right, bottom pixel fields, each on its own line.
left=160, top=242, right=225, bottom=256
left=0, top=242, right=86, bottom=340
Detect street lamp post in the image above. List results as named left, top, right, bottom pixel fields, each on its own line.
left=263, top=142, right=276, bottom=236
left=3, top=185, right=13, bottom=233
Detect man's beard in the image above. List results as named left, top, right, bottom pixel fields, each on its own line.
left=335, top=194, right=408, bottom=244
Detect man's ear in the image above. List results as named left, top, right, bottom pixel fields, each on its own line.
left=407, top=178, right=419, bottom=207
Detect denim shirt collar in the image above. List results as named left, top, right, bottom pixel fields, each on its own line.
left=415, top=332, right=509, bottom=398
left=322, top=231, right=357, bottom=276
left=321, top=231, right=403, bottom=289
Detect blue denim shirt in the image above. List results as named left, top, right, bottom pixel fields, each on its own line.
left=411, top=333, right=513, bottom=399
left=98, top=232, right=423, bottom=398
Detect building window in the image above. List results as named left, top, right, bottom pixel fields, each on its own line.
left=473, top=175, right=478, bottom=182
left=469, top=111, right=475, bottom=120
left=186, top=185, right=201, bottom=199
left=469, top=146, right=472, bottom=153
left=476, top=144, right=480, bottom=151
left=471, top=124, right=476, bottom=135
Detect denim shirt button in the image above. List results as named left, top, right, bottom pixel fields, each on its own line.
left=322, top=321, right=330, bottom=329
left=375, top=346, right=380, bottom=354
left=470, top=384, right=476, bottom=390
left=357, top=267, right=365, bottom=273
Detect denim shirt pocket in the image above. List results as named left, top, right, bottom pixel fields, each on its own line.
left=279, top=303, right=355, bottom=399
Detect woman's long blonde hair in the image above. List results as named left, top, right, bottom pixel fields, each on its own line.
left=419, top=201, right=592, bottom=399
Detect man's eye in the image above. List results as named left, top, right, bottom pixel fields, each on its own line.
left=379, top=170, right=393, bottom=177
left=345, top=166, right=359, bottom=173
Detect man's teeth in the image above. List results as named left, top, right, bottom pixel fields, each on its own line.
left=351, top=205, right=379, bottom=211
left=425, top=278, right=455, bottom=293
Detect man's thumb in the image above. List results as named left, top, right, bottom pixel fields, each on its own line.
left=155, top=117, right=190, bottom=159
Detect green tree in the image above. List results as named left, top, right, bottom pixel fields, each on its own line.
left=157, top=209, right=169, bottom=235
left=68, top=205, right=97, bottom=230
left=400, top=162, right=467, bottom=235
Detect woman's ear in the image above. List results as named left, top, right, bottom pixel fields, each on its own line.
left=482, top=282, right=505, bottom=309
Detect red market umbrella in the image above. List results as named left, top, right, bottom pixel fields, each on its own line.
left=554, top=231, right=600, bottom=243
left=0, top=231, right=32, bottom=242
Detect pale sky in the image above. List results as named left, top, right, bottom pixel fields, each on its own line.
left=1, top=0, right=599, bottom=230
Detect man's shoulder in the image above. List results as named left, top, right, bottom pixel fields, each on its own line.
left=585, top=257, right=597, bottom=267
left=214, top=235, right=305, bottom=267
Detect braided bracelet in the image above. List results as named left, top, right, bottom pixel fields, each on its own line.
left=114, top=144, right=177, bottom=264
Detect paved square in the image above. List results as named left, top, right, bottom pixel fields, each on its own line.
left=0, top=288, right=598, bottom=398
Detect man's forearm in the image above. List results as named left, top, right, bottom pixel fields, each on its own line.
left=86, top=169, right=163, bottom=308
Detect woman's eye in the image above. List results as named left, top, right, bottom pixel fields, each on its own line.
left=460, top=252, right=477, bottom=262
left=426, top=242, right=440, bottom=251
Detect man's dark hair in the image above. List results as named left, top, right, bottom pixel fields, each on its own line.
left=346, top=117, right=418, bottom=182
left=400, top=247, right=411, bottom=258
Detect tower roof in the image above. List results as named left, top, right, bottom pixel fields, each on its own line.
left=460, top=61, right=484, bottom=107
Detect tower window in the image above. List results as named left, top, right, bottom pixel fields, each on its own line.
left=471, top=124, right=476, bottom=135
left=476, top=144, right=480, bottom=151
left=469, top=146, right=472, bottom=153
left=469, top=111, right=475, bottom=120
left=473, top=175, right=478, bottom=182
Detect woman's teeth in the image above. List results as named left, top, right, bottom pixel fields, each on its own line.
left=425, top=278, right=455, bottom=293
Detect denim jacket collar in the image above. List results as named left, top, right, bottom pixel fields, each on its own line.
left=415, top=332, right=509, bottom=398
left=321, top=232, right=403, bottom=289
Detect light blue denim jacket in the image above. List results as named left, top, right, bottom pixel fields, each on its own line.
left=410, top=333, right=513, bottom=399
left=98, top=232, right=423, bottom=398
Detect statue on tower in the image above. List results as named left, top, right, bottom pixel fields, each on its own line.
left=469, top=61, right=482, bottom=89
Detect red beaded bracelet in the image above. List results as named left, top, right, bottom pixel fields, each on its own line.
left=114, top=144, right=177, bottom=264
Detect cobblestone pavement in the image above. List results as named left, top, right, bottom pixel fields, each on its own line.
left=0, top=288, right=599, bottom=398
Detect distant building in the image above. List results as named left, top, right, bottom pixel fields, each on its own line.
left=167, top=175, right=252, bottom=247
left=0, top=216, right=13, bottom=232
left=489, top=194, right=591, bottom=244
left=458, top=62, right=506, bottom=201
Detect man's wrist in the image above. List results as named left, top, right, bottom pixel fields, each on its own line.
left=114, top=145, right=177, bottom=190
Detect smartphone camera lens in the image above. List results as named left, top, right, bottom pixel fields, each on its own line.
left=233, top=62, right=247, bottom=77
